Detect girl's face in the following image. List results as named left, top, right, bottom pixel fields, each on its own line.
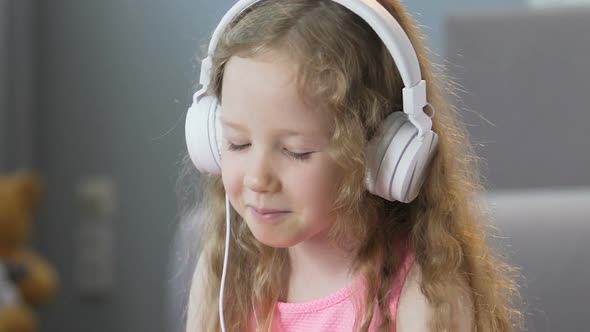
left=219, top=50, right=344, bottom=248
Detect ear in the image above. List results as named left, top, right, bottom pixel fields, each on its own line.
left=13, top=171, right=44, bottom=209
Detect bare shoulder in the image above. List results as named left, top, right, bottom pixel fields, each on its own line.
left=396, top=262, right=475, bottom=332
left=396, top=261, right=433, bottom=332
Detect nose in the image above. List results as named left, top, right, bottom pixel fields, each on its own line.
left=243, top=151, right=279, bottom=193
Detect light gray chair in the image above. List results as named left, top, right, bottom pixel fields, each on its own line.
left=483, top=189, right=590, bottom=332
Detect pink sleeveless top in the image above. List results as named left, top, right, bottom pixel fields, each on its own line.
left=249, top=250, right=416, bottom=331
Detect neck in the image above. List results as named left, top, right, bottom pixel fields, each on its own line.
left=284, top=232, right=357, bottom=303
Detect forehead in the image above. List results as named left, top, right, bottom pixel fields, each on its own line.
left=220, top=52, right=332, bottom=133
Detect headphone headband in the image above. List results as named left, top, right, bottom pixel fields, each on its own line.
left=203, top=0, right=421, bottom=87
left=200, top=0, right=422, bottom=87
left=187, top=0, right=439, bottom=186
left=198, top=0, right=432, bottom=136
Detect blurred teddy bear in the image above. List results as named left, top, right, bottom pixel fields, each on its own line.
left=0, top=171, right=58, bottom=332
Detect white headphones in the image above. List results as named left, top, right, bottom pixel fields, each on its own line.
left=186, top=0, right=438, bottom=204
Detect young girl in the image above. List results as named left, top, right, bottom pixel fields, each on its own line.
left=180, top=0, right=523, bottom=331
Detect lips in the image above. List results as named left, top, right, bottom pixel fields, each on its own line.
left=249, top=206, right=290, bottom=214
left=247, top=205, right=291, bottom=224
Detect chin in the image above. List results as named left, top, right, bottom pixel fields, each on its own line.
left=247, top=224, right=303, bottom=249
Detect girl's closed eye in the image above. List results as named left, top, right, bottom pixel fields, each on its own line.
left=227, top=142, right=250, bottom=151
left=226, top=141, right=313, bottom=161
left=284, top=149, right=312, bottom=161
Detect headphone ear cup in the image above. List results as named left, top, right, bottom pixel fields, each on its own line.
left=375, top=119, right=417, bottom=202
left=366, top=112, right=406, bottom=195
left=185, top=93, right=223, bottom=175
left=366, top=112, right=438, bottom=203
left=391, top=130, right=438, bottom=203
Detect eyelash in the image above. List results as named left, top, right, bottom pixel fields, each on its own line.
left=227, top=143, right=312, bottom=161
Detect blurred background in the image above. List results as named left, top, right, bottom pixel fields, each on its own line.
left=0, top=0, right=588, bottom=331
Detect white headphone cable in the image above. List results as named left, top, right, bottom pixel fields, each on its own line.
left=219, top=194, right=231, bottom=332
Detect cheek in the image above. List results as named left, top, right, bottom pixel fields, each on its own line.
left=220, top=155, right=243, bottom=204
left=287, top=161, right=341, bottom=210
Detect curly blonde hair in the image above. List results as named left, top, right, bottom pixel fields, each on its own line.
left=180, top=0, right=524, bottom=331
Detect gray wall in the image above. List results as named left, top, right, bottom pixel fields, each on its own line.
left=0, top=1, right=6, bottom=169
left=31, top=1, right=524, bottom=332
left=404, top=0, right=525, bottom=58
left=445, top=7, right=590, bottom=190
left=36, top=1, right=233, bottom=331
left=0, top=0, right=36, bottom=172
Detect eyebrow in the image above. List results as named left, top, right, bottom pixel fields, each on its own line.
left=221, top=118, right=325, bottom=139
left=221, top=119, right=248, bottom=131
